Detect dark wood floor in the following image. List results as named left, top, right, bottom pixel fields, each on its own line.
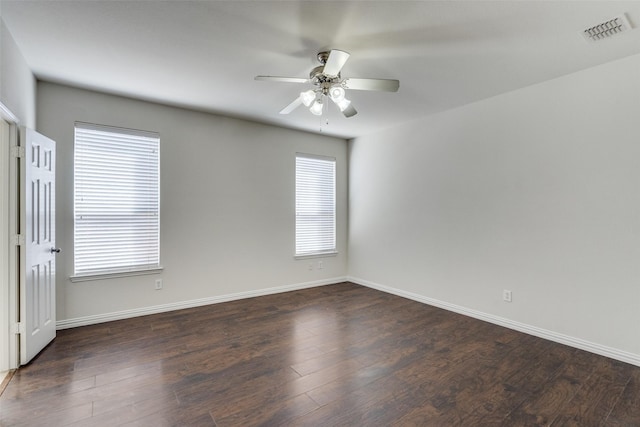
left=1, top=282, right=639, bottom=426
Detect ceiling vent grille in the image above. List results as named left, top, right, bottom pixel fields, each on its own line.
left=582, top=14, right=633, bottom=42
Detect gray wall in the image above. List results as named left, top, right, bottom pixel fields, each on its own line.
left=348, top=53, right=640, bottom=363
left=37, top=82, right=348, bottom=322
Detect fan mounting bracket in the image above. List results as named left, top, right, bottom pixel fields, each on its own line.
left=317, top=51, right=330, bottom=64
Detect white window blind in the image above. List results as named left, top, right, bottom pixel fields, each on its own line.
left=74, top=123, right=160, bottom=277
left=295, top=154, right=336, bottom=257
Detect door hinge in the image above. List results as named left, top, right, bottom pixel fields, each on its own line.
left=11, top=322, right=25, bottom=335
left=11, top=234, right=25, bottom=246
left=10, top=146, right=25, bottom=158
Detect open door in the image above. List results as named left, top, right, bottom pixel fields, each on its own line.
left=18, top=128, right=57, bottom=365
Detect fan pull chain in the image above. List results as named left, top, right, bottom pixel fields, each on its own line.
left=319, top=100, right=327, bottom=132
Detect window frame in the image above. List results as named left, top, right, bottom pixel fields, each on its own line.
left=71, top=122, right=161, bottom=281
left=295, top=152, right=337, bottom=259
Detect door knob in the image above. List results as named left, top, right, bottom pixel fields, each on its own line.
left=50, top=247, right=61, bottom=254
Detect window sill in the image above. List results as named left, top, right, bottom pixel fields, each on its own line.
left=294, top=251, right=338, bottom=260
left=70, top=267, right=164, bottom=283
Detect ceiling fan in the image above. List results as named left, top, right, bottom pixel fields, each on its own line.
left=255, top=49, right=400, bottom=118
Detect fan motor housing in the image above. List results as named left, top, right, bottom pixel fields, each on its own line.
left=309, top=65, right=340, bottom=88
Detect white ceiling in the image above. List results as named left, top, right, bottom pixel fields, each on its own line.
left=2, top=1, right=640, bottom=139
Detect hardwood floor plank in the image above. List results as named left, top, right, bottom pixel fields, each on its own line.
left=0, top=401, right=93, bottom=427
left=173, top=356, right=301, bottom=407
left=65, top=390, right=179, bottom=427
left=212, top=392, right=318, bottom=426
left=440, top=335, right=551, bottom=425
left=91, top=388, right=178, bottom=418
left=549, top=358, right=631, bottom=426
left=1, top=282, right=638, bottom=426
left=394, top=336, right=543, bottom=425
left=0, top=375, right=96, bottom=418
left=305, top=333, right=436, bottom=407
left=605, top=365, right=640, bottom=426
left=501, top=354, right=594, bottom=425
left=118, top=413, right=172, bottom=427
left=93, top=360, right=164, bottom=387
left=284, top=370, right=411, bottom=427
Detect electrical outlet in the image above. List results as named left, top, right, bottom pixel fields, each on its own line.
left=155, top=279, right=163, bottom=290
left=318, top=260, right=324, bottom=270
left=308, top=263, right=314, bottom=271
left=503, top=289, right=512, bottom=302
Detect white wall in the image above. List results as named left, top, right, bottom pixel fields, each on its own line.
left=0, top=11, right=35, bottom=372
left=0, top=118, right=10, bottom=373
left=348, top=53, right=640, bottom=364
left=0, top=18, right=35, bottom=127
left=37, top=82, right=348, bottom=322
left=31, top=49, right=640, bottom=365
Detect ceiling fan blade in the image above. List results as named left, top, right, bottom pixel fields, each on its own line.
left=255, top=76, right=308, bottom=84
left=343, top=78, right=400, bottom=92
left=322, top=50, right=350, bottom=77
left=341, top=103, right=358, bottom=118
left=279, top=97, right=303, bottom=114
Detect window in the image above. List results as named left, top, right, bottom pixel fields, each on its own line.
left=73, top=123, right=160, bottom=278
left=295, top=153, right=336, bottom=257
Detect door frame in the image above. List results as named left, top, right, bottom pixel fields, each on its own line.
left=1, top=103, right=20, bottom=372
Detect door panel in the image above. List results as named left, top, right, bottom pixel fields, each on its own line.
left=20, top=128, right=56, bottom=365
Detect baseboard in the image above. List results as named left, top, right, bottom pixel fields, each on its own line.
left=56, top=276, right=348, bottom=330
left=0, top=370, right=15, bottom=397
left=347, top=276, right=640, bottom=368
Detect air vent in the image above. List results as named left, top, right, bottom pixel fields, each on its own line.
left=582, top=14, right=633, bottom=42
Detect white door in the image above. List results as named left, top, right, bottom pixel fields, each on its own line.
left=19, top=128, right=57, bottom=365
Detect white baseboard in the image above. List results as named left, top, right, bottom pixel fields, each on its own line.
left=347, top=276, right=640, bottom=368
left=56, top=275, right=640, bottom=368
left=56, top=276, right=348, bottom=330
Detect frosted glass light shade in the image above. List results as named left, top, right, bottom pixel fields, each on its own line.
left=300, top=90, right=316, bottom=107
left=329, top=86, right=346, bottom=102
left=309, top=100, right=323, bottom=115
left=332, top=97, right=351, bottom=112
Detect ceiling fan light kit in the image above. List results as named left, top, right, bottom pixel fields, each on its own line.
left=255, top=49, right=400, bottom=119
